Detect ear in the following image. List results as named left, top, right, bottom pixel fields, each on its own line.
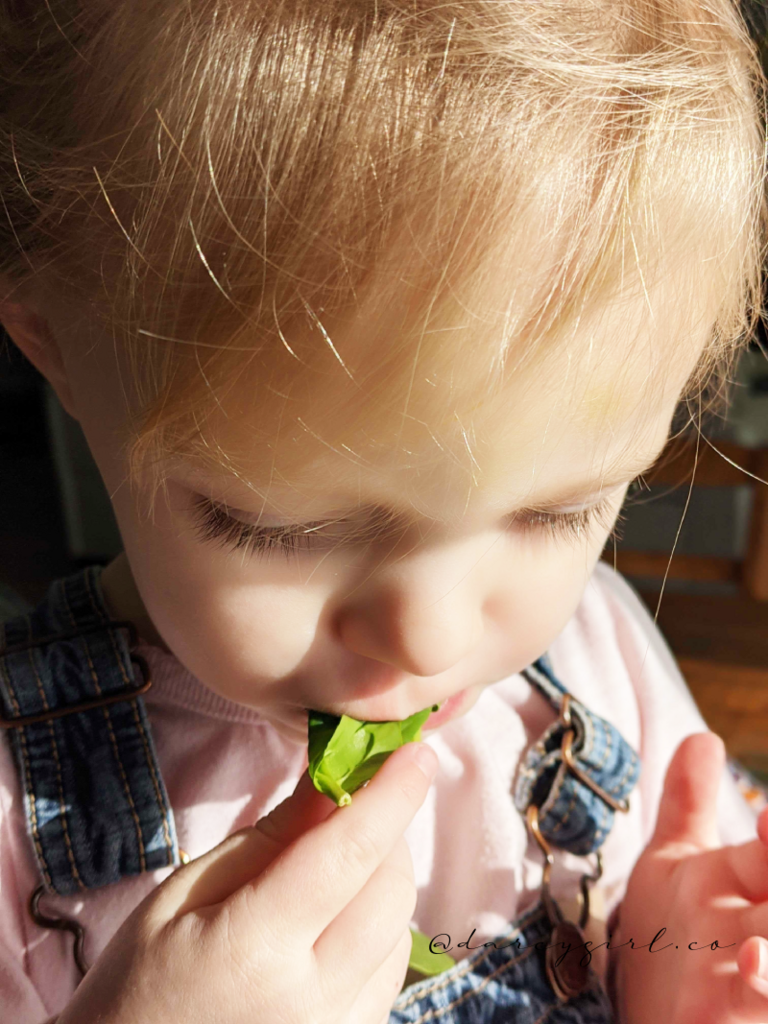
left=0, top=281, right=78, bottom=420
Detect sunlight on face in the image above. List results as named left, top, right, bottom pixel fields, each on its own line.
left=66, top=271, right=711, bottom=744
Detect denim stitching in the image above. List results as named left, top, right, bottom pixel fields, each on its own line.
left=591, top=800, right=609, bottom=847
left=66, top=575, right=148, bottom=871
left=591, top=718, right=611, bottom=772
left=44, top=716, right=85, bottom=889
left=530, top=1008, right=555, bottom=1024
left=23, top=636, right=50, bottom=712
left=606, top=747, right=638, bottom=798
left=40, top=582, right=85, bottom=888
left=395, top=907, right=549, bottom=1010
left=404, top=932, right=617, bottom=1024
left=30, top=585, right=85, bottom=890
left=407, top=946, right=539, bottom=1023
left=88, top=568, right=174, bottom=862
left=572, top=709, right=638, bottom=800
left=129, top=700, right=174, bottom=863
left=530, top=1003, right=569, bottom=1024
left=548, top=778, right=579, bottom=835
left=550, top=715, right=622, bottom=836
left=0, top=618, right=53, bottom=889
left=527, top=978, right=608, bottom=1024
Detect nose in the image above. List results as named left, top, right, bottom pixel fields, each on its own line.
left=334, top=538, right=489, bottom=677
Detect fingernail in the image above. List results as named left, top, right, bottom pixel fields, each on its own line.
left=411, top=742, right=438, bottom=781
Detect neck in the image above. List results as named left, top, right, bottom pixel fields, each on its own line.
left=99, top=551, right=170, bottom=653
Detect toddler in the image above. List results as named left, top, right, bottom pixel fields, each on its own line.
left=0, top=1, right=767, bottom=1022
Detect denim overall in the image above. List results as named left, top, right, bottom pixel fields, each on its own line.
left=0, top=565, right=640, bottom=1022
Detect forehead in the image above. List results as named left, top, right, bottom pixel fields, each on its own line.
left=163, top=277, right=710, bottom=522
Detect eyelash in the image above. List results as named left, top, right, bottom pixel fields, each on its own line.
left=186, top=492, right=628, bottom=559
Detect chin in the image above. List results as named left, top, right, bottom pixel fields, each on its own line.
left=255, top=706, right=309, bottom=744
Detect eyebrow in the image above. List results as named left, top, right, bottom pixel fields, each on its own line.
left=169, top=441, right=666, bottom=527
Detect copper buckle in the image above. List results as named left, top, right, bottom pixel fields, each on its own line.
left=0, top=620, right=151, bottom=729
left=557, top=693, right=629, bottom=813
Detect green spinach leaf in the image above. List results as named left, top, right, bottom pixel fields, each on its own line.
left=307, top=704, right=438, bottom=806
left=306, top=703, right=456, bottom=978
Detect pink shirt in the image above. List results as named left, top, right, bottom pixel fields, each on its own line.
left=0, top=564, right=757, bottom=1021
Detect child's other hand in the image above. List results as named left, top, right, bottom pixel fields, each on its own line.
left=57, top=741, right=438, bottom=1024
left=611, top=732, right=768, bottom=1024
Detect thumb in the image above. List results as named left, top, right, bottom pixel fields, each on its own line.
left=649, top=732, right=725, bottom=854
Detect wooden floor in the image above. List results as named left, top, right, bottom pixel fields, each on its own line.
left=635, top=586, right=768, bottom=778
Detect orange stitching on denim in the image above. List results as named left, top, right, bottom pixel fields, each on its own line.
left=610, top=744, right=639, bottom=797
left=584, top=718, right=616, bottom=801
left=102, top=704, right=148, bottom=870
left=406, top=946, right=537, bottom=1022
left=0, top=619, right=53, bottom=890
left=530, top=1002, right=562, bottom=1024
left=548, top=771, right=579, bottom=835
left=86, top=568, right=175, bottom=865
left=580, top=706, right=638, bottom=799
left=591, top=714, right=611, bottom=772
left=45, top=717, right=86, bottom=889
left=66, top=573, right=148, bottom=872
left=87, top=569, right=175, bottom=861
left=129, top=699, right=174, bottom=863
left=394, top=908, right=548, bottom=1014
left=549, top=708, right=610, bottom=836
left=30, top=584, right=85, bottom=888
left=24, top=643, right=50, bottom=711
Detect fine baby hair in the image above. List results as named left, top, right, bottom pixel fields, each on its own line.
left=0, top=0, right=764, bottom=515
left=3, top=4, right=768, bottom=1024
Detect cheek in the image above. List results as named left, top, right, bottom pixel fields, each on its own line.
left=110, top=489, right=331, bottom=697
left=493, top=524, right=613, bottom=662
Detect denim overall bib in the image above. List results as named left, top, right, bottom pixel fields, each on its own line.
left=0, top=565, right=640, bottom=1022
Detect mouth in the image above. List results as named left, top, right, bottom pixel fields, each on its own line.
left=422, top=689, right=468, bottom=730
left=310, top=688, right=468, bottom=730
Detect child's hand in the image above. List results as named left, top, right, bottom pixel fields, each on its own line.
left=610, top=732, right=768, bottom=1024
left=57, top=741, right=438, bottom=1024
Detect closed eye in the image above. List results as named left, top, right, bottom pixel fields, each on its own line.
left=184, top=490, right=628, bottom=559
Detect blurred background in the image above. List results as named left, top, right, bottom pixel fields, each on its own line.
left=1, top=325, right=768, bottom=786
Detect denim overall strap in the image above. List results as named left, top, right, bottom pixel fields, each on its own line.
left=0, top=565, right=179, bottom=896
left=389, top=653, right=632, bottom=1022
left=513, top=656, right=641, bottom=856
left=391, top=903, right=614, bottom=1023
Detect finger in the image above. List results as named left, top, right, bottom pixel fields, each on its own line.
left=314, top=835, right=416, bottom=990
left=738, top=898, right=768, bottom=940
left=153, top=769, right=336, bottom=917
left=340, top=926, right=413, bottom=1024
left=758, top=805, right=768, bottom=848
left=256, top=769, right=339, bottom=849
left=649, top=732, right=724, bottom=854
left=734, top=936, right=768, bottom=1020
left=722, top=837, right=768, bottom=903
left=246, top=741, right=438, bottom=948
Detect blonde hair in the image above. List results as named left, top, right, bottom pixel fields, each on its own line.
left=1, top=0, right=765, bottom=498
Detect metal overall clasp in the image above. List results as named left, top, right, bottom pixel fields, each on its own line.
left=525, top=693, right=629, bottom=1002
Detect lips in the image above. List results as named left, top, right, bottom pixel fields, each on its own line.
left=308, top=687, right=468, bottom=728
left=422, top=688, right=468, bottom=730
